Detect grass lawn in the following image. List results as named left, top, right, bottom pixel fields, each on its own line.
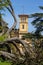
left=0, top=61, right=12, bottom=65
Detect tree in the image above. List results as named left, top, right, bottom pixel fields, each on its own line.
left=5, top=0, right=17, bottom=35
left=30, top=6, right=43, bottom=39
left=0, top=0, right=9, bottom=35
left=0, top=0, right=17, bottom=36
left=29, top=6, right=43, bottom=65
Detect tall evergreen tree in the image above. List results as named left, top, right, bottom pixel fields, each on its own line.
left=30, top=6, right=43, bottom=39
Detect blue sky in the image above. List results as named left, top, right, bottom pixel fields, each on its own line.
left=3, top=0, right=43, bottom=32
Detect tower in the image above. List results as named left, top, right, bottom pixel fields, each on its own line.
left=19, top=14, right=29, bottom=38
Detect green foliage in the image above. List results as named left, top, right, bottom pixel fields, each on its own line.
left=34, top=41, right=43, bottom=65
left=0, top=61, right=12, bottom=65
left=30, top=6, right=43, bottom=39
left=0, top=34, right=8, bottom=41
left=39, top=6, right=43, bottom=10
left=0, top=61, right=25, bottom=65
left=22, top=33, right=34, bottom=39
left=0, top=0, right=9, bottom=10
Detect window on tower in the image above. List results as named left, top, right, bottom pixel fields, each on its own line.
left=21, top=17, right=26, bottom=22
left=22, top=25, right=24, bottom=29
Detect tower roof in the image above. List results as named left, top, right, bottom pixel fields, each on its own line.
left=18, top=14, right=29, bottom=18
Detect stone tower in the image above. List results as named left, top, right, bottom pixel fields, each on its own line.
left=18, top=14, right=29, bottom=38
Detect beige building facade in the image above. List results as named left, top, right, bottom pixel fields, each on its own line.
left=19, top=14, right=29, bottom=38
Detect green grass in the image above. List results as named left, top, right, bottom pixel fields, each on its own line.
left=0, top=61, right=12, bottom=65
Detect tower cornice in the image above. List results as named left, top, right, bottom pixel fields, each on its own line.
left=18, top=14, right=29, bottom=18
